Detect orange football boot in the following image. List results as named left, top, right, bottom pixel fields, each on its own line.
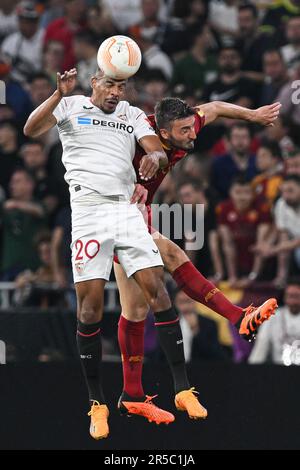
left=119, top=394, right=175, bottom=425
left=88, top=401, right=109, bottom=440
left=238, top=298, right=278, bottom=341
left=175, top=387, right=208, bottom=420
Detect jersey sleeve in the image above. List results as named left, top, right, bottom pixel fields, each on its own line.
left=194, top=109, right=206, bottom=135
left=52, top=97, right=69, bottom=125
left=132, top=108, right=156, bottom=141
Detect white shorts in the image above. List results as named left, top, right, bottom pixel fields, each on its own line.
left=71, top=197, right=163, bottom=283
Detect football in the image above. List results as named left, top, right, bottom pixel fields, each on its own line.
left=97, top=35, right=142, bottom=80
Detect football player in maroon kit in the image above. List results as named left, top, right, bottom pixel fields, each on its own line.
left=115, top=98, right=281, bottom=423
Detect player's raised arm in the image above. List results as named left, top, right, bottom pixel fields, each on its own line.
left=23, top=69, right=77, bottom=138
left=138, top=135, right=168, bottom=181
left=198, top=101, right=281, bottom=127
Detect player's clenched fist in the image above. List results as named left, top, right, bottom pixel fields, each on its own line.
left=139, top=151, right=164, bottom=180
left=57, top=68, right=77, bottom=97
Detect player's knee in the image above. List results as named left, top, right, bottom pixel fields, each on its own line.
left=123, top=302, right=148, bottom=321
left=78, top=301, right=103, bottom=324
left=162, top=242, right=187, bottom=273
left=146, top=280, right=170, bottom=311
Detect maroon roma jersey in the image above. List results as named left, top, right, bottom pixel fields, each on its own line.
left=133, top=111, right=205, bottom=205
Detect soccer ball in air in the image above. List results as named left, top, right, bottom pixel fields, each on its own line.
left=97, top=35, right=142, bottom=80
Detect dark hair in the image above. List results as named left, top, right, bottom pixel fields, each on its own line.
left=0, top=119, right=18, bottom=130
left=218, top=44, right=241, bottom=56
left=230, top=174, right=252, bottom=188
left=74, top=30, right=98, bottom=48
left=283, top=174, right=300, bottom=185
left=228, top=121, right=251, bottom=138
left=34, top=231, right=52, bottom=248
left=28, top=72, right=52, bottom=85
left=155, top=97, right=195, bottom=130
left=286, top=277, right=300, bottom=288
left=238, top=2, right=258, bottom=18
left=176, top=177, right=204, bottom=193
left=259, top=139, right=282, bottom=159
left=263, top=48, right=284, bottom=60
left=11, top=167, right=35, bottom=182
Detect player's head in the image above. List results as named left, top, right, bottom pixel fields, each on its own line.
left=218, top=46, right=241, bottom=74
left=90, top=69, right=126, bottom=114
left=284, top=278, right=300, bottom=315
left=155, top=98, right=196, bottom=150
left=238, top=3, right=258, bottom=38
left=286, top=150, right=300, bottom=176
left=9, top=168, right=35, bottom=199
left=280, top=174, right=300, bottom=208
left=256, top=140, right=282, bottom=172
left=228, top=122, right=251, bottom=157
left=177, top=178, right=206, bottom=207
left=229, top=175, right=253, bottom=210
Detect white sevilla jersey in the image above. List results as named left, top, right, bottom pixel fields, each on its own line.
left=53, top=95, right=155, bottom=200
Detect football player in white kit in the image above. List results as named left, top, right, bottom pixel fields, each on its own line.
left=24, top=69, right=207, bottom=440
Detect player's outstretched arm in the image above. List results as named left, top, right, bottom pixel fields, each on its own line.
left=197, top=101, right=281, bottom=127
left=138, top=135, right=168, bottom=181
left=24, top=69, right=77, bottom=138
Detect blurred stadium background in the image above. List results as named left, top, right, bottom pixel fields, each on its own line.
left=1, top=0, right=300, bottom=450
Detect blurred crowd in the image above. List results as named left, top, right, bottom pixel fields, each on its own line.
left=1, top=0, right=300, bottom=364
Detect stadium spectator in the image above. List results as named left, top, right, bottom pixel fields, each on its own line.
left=0, top=168, right=47, bottom=281
left=263, top=115, right=296, bottom=157
left=51, top=205, right=75, bottom=308
left=177, top=179, right=222, bottom=279
left=251, top=140, right=284, bottom=205
left=140, top=69, right=169, bottom=113
left=210, top=123, right=257, bottom=200
left=175, top=289, right=226, bottom=361
left=260, top=49, right=288, bottom=106
left=73, top=31, right=98, bottom=93
left=0, top=120, right=22, bottom=196
left=0, top=54, right=33, bottom=125
left=216, top=176, right=272, bottom=287
left=0, top=0, right=18, bottom=43
left=39, top=0, right=64, bottom=30
left=201, top=45, right=259, bottom=108
left=249, top=279, right=300, bottom=365
left=261, top=0, right=300, bottom=42
left=42, top=40, right=65, bottom=86
left=132, top=26, right=173, bottom=80
left=236, top=2, right=271, bottom=80
left=286, top=149, right=300, bottom=176
left=14, top=232, right=66, bottom=308
left=44, top=0, right=86, bottom=71
left=86, top=4, right=116, bottom=44
left=281, top=16, right=300, bottom=71
left=209, top=0, right=239, bottom=43
left=20, top=140, right=58, bottom=217
left=1, top=1, right=44, bottom=83
left=28, top=72, right=55, bottom=108
left=256, top=174, right=300, bottom=277
left=102, top=0, right=143, bottom=32
left=128, top=0, right=189, bottom=57
left=0, top=105, right=16, bottom=123
left=171, top=24, right=217, bottom=96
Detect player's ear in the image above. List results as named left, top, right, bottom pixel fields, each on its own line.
left=90, top=76, right=96, bottom=89
left=159, top=128, right=169, bottom=140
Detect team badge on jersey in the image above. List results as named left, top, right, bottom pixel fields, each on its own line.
left=117, top=113, right=128, bottom=121
left=75, top=261, right=84, bottom=274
